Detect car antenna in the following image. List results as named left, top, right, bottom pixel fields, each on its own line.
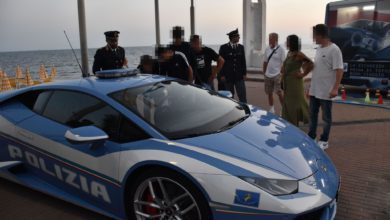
left=63, top=30, right=84, bottom=76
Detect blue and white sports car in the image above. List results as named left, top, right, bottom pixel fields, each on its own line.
left=0, top=70, right=339, bottom=220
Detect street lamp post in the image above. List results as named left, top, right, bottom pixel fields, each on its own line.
left=190, top=0, right=195, bottom=36
left=154, top=0, right=161, bottom=46
left=77, top=0, right=89, bottom=77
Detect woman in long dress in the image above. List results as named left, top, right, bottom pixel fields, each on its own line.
left=281, top=35, right=314, bottom=126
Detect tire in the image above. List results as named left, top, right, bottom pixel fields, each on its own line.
left=126, top=167, right=212, bottom=220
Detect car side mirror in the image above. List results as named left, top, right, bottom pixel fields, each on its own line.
left=218, top=90, right=233, bottom=98
left=65, top=126, right=108, bottom=146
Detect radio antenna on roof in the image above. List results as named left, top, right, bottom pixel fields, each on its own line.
left=63, top=30, right=84, bottom=76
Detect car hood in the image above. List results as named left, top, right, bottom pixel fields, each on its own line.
left=177, top=107, right=330, bottom=179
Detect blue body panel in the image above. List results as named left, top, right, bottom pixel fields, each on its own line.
left=0, top=132, right=125, bottom=219
left=177, top=107, right=339, bottom=199
left=178, top=109, right=323, bottom=179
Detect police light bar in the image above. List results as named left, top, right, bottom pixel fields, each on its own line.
left=95, top=68, right=139, bottom=79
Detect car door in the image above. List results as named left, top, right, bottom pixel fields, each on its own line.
left=14, top=89, right=124, bottom=213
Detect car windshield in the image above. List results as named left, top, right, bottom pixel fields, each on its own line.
left=110, top=80, right=250, bottom=139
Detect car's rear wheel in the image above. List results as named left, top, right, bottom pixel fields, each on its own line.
left=126, top=168, right=212, bottom=220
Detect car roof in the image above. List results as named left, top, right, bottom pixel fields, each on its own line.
left=39, top=74, right=168, bottom=94
left=88, top=74, right=170, bottom=94
left=0, top=74, right=170, bottom=103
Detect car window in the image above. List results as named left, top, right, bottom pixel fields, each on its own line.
left=110, top=80, right=249, bottom=139
left=33, top=91, right=52, bottom=114
left=119, top=117, right=150, bottom=143
left=41, top=90, right=149, bottom=143
left=16, top=90, right=50, bottom=111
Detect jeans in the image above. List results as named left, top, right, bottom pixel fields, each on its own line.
left=308, top=96, right=332, bottom=142
left=225, top=80, right=247, bottom=103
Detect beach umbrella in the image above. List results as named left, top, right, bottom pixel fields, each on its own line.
left=49, top=65, right=57, bottom=81
left=1, top=71, right=13, bottom=92
left=15, top=65, right=24, bottom=88
left=16, top=65, right=23, bottom=79
left=25, top=67, right=35, bottom=86
left=0, top=69, right=3, bottom=89
left=39, top=64, right=49, bottom=82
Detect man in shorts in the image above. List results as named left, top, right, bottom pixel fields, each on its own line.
left=263, top=33, right=286, bottom=114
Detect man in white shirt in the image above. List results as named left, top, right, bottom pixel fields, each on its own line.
left=309, top=24, right=344, bottom=150
left=263, top=33, right=286, bottom=114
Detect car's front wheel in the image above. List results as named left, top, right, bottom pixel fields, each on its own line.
left=126, top=167, right=212, bottom=220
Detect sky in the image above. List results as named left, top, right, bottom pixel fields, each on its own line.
left=0, top=0, right=339, bottom=52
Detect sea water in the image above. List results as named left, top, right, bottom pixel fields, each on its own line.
left=0, top=45, right=316, bottom=80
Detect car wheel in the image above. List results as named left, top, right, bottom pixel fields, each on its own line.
left=126, top=167, right=212, bottom=220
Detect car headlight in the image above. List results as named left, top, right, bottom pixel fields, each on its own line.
left=240, top=177, right=298, bottom=196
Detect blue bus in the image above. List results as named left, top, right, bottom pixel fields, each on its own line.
left=326, top=0, right=390, bottom=89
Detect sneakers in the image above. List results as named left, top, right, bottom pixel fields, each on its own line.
left=317, top=141, right=329, bottom=150
left=269, top=106, right=275, bottom=114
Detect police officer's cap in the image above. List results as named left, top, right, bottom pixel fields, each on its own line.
left=104, top=31, right=120, bottom=38
left=227, top=28, right=239, bottom=38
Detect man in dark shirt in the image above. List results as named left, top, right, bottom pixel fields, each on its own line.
left=156, top=45, right=193, bottom=82
left=92, top=31, right=128, bottom=74
left=190, top=35, right=225, bottom=90
left=137, top=55, right=159, bottom=74
left=219, top=28, right=247, bottom=103
left=169, top=26, right=197, bottom=81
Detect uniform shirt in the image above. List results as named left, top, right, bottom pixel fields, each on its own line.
left=264, top=45, right=286, bottom=78
left=309, top=43, right=344, bottom=100
left=194, top=46, right=219, bottom=84
left=159, top=51, right=190, bottom=81
left=92, top=46, right=126, bottom=73
left=219, top=42, right=247, bottom=82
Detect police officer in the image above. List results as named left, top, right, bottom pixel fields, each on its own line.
left=92, top=31, right=128, bottom=74
left=219, top=29, right=247, bottom=103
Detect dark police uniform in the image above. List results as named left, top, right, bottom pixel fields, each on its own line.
left=219, top=29, right=247, bottom=102
left=92, top=31, right=126, bottom=74
left=92, top=46, right=126, bottom=73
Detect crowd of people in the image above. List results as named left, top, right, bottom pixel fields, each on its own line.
left=92, top=24, right=344, bottom=150
left=261, top=24, right=344, bottom=150
left=92, top=26, right=246, bottom=102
